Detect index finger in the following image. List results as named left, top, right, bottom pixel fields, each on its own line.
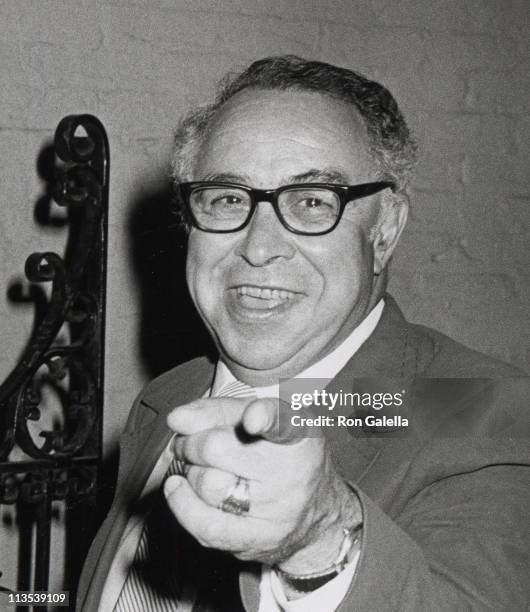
left=242, top=398, right=315, bottom=444
left=167, top=396, right=253, bottom=435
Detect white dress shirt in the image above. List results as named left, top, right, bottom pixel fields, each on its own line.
left=99, top=300, right=384, bottom=611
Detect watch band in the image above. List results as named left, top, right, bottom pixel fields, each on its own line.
left=275, top=523, right=363, bottom=593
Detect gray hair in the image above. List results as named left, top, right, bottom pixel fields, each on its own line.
left=171, top=55, right=417, bottom=198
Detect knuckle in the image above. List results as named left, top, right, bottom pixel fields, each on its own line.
left=179, top=436, right=193, bottom=462
left=192, top=467, right=216, bottom=499
left=186, top=466, right=203, bottom=492
left=201, top=431, right=224, bottom=464
left=202, top=469, right=222, bottom=494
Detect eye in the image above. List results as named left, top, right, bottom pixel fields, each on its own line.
left=210, top=194, right=245, bottom=207
left=281, top=189, right=337, bottom=211
left=298, top=197, right=330, bottom=209
left=291, top=193, right=336, bottom=214
left=193, top=188, right=250, bottom=219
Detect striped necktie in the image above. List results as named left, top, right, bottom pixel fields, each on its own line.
left=113, top=379, right=255, bottom=611
left=215, top=379, right=256, bottom=399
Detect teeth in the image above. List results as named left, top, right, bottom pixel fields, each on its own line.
left=236, top=286, right=295, bottom=300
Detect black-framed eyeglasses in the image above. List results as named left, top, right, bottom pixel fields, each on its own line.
left=178, top=181, right=395, bottom=236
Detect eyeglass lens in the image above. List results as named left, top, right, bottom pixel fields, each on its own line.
left=189, top=186, right=341, bottom=233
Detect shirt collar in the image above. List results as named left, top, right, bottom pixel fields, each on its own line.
left=211, top=299, right=384, bottom=398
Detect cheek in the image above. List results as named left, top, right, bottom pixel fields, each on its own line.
left=185, top=233, right=233, bottom=311
left=185, top=235, right=202, bottom=298
left=312, top=229, right=373, bottom=305
left=186, top=234, right=217, bottom=306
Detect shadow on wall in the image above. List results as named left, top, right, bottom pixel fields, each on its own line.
left=6, top=143, right=58, bottom=336
left=128, top=181, right=215, bottom=379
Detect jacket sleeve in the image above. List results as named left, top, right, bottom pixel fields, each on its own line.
left=337, top=457, right=529, bottom=611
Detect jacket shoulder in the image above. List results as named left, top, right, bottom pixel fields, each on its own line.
left=124, top=356, right=215, bottom=432
left=406, top=322, right=526, bottom=377
left=142, top=356, right=215, bottom=401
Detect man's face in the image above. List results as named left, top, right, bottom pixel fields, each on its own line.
left=186, top=89, right=387, bottom=383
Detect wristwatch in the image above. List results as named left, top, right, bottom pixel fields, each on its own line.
left=275, top=523, right=363, bottom=592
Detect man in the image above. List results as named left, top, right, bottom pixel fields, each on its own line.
left=77, top=56, right=529, bottom=611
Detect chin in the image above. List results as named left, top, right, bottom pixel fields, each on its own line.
left=222, top=343, right=293, bottom=372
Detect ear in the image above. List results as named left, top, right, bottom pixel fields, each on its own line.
left=371, top=191, right=409, bottom=275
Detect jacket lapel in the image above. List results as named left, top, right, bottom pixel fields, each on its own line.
left=78, top=358, right=215, bottom=611
left=323, top=295, right=418, bottom=480
left=340, top=294, right=417, bottom=379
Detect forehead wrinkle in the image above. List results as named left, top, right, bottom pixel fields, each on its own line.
left=207, top=104, right=366, bottom=155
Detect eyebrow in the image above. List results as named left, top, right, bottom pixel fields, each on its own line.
left=200, top=167, right=350, bottom=186
left=287, top=168, right=349, bottom=184
left=201, top=171, right=251, bottom=183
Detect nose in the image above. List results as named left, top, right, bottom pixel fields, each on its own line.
left=235, top=201, right=296, bottom=266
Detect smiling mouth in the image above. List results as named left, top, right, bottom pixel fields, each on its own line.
left=236, top=285, right=298, bottom=301
left=230, top=284, right=301, bottom=313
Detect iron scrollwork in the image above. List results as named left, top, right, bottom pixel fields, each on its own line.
left=0, top=115, right=109, bottom=596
